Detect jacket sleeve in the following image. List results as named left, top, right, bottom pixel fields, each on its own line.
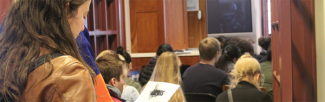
left=221, top=74, right=230, bottom=85
left=262, top=94, right=273, bottom=102
left=55, top=62, right=96, bottom=102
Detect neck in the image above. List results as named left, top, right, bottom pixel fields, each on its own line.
left=241, top=78, right=259, bottom=88
left=199, top=58, right=216, bottom=66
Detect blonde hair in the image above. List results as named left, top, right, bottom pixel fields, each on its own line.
left=149, top=52, right=186, bottom=102
left=199, top=37, right=220, bottom=60
left=231, top=53, right=264, bottom=88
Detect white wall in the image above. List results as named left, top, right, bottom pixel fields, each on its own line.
left=315, top=0, right=325, bottom=101
left=124, top=0, right=132, bottom=53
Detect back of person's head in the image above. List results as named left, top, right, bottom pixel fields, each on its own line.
left=216, top=36, right=226, bottom=49
left=96, top=50, right=126, bottom=92
left=222, top=41, right=237, bottom=53
left=228, top=37, right=242, bottom=44
left=215, top=44, right=241, bottom=72
left=199, top=37, right=220, bottom=61
left=0, top=0, right=94, bottom=101
left=247, top=38, right=255, bottom=44
left=156, top=44, right=174, bottom=56
left=116, top=46, right=132, bottom=64
left=238, top=40, right=255, bottom=56
left=258, top=37, right=271, bottom=50
left=149, top=52, right=185, bottom=102
left=232, top=53, right=263, bottom=88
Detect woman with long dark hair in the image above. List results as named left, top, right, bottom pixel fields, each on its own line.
left=0, top=0, right=95, bottom=101
left=215, top=44, right=241, bottom=73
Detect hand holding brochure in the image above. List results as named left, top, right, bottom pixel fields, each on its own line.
left=135, top=81, right=180, bottom=102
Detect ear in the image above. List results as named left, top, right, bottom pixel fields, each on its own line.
left=110, top=78, right=117, bottom=87
left=128, top=63, right=132, bottom=69
left=215, top=51, right=219, bottom=58
left=214, top=51, right=219, bottom=62
left=233, top=58, right=237, bottom=63
left=256, top=73, right=261, bottom=81
left=65, top=3, right=70, bottom=9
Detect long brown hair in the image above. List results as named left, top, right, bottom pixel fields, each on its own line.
left=0, top=0, right=94, bottom=101
left=150, top=52, right=186, bottom=102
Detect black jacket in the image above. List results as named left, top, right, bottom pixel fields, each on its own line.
left=139, top=56, right=158, bottom=86
left=216, top=81, right=272, bottom=102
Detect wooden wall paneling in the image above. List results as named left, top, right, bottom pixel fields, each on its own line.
left=198, top=0, right=207, bottom=40
left=278, top=0, right=293, bottom=101
left=291, top=0, right=316, bottom=101
left=96, top=35, right=108, bottom=55
left=164, top=0, right=189, bottom=50
left=106, top=35, right=109, bottom=51
left=104, top=0, right=108, bottom=31
left=89, top=36, right=97, bottom=56
left=270, top=0, right=281, bottom=101
left=157, top=0, right=166, bottom=47
left=99, top=0, right=106, bottom=30
left=130, top=0, right=162, bottom=53
left=188, top=0, right=207, bottom=48
left=130, top=0, right=189, bottom=52
left=132, top=56, right=200, bottom=72
left=0, top=0, right=11, bottom=25
left=132, top=57, right=152, bottom=72
left=108, top=35, right=117, bottom=50
left=88, top=1, right=95, bottom=31
left=94, top=0, right=99, bottom=30
left=179, top=56, right=200, bottom=66
left=117, top=0, right=126, bottom=48
left=109, top=0, right=117, bottom=31
left=87, top=0, right=122, bottom=58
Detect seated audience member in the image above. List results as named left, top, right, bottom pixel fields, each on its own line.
left=96, top=50, right=127, bottom=102
left=216, top=36, right=227, bottom=50
left=237, top=40, right=255, bottom=56
left=182, top=38, right=230, bottom=97
left=216, top=36, right=226, bottom=59
left=247, top=38, right=255, bottom=47
left=116, top=46, right=142, bottom=92
left=139, top=44, right=173, bottom=86
left=116, top=46, right=140, bottom=102
left=216, top=53, right=272, bottom=102
left=0, top=0, right=96, bottom=101
left=257, top=37, right=271, bottom=63
left=144, top=52, right=186, bottom=102
left=260, top=47, right=273, bottom=99
left=228, top=37, right=242, bottom=44
left=215, top=44, right=241, bottom=73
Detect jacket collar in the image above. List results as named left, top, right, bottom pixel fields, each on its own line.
left=147, top=56, right=158, bottom=67
left=106, top=84, right=122, bottom=97
left=236, top=81, right=259, bottom=89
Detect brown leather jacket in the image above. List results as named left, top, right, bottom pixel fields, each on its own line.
left=20, top=55, right=96, bottom=102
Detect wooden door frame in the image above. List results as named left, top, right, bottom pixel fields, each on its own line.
left=272, top=0, right=316, bottom=101
left=117, top=0, right=126, bottom=48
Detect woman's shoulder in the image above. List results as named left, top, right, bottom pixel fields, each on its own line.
left=52, top=55, right=85, bottom=67
left=47, top=55, right=89, bottom=76
left=216, top=90, right=229, bottom=101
